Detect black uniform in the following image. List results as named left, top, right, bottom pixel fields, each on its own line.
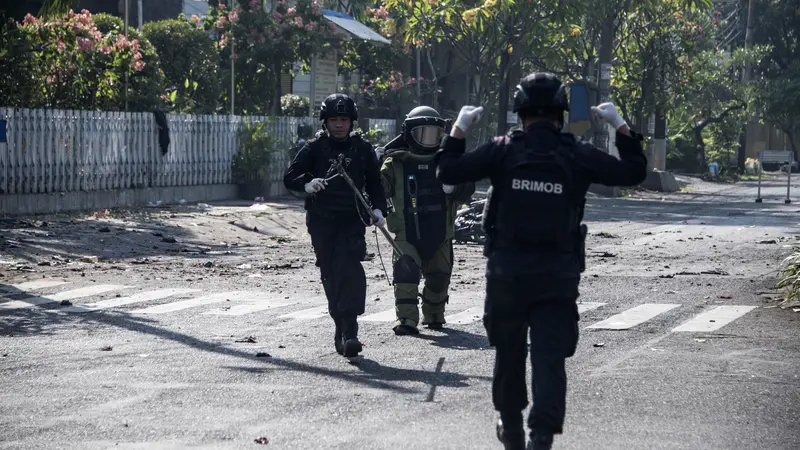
left=435, top=73, right=647, bottom=450
left=283, top=94, right=387, bottom=358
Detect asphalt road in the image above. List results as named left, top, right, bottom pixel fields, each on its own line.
left=1, top=174, right=799, bottom=450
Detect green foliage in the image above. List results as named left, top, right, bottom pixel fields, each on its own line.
left=354, top=124, right=391, bottom=146
left=280, top=94, right=311, bottom=116
left=203, top=0, right=336, bottom=115
left=232, top=119, right=281, bottom=183
left=777, top=245, right=800, bottom=308
left=0, top=9, right=163, bottom=111
left=143, top=19, right=221, bottom=114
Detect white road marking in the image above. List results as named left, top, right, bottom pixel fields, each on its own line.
left=2, top=279, right=71, bottom=293
left=672, top=305, right=758, bottom=332
left=60, top=288, right=201, bottom=313
left=0, top=284, right=132, bottom=310
left=445, top=307, right=483, bottom=325
left=130, top=291, right=263, bottom=314
left=279, top=305, right=329, bottom=320
left=359, top=308, right=397, bottom=322
left=578, top=302, right=607, bottom=314
left=203, top=300, right=297, bottom=316
left=586, top=303, right=681, bottom=330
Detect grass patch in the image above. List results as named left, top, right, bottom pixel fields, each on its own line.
left=776, top=246, right=800, bottom=309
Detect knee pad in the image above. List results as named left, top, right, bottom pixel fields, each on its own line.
left=424, top=271, right=451, bottom=294
left=393, top=255, right=420, bottom=285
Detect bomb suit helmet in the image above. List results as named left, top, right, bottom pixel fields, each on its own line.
left=402, top=106, right=447, bottom=154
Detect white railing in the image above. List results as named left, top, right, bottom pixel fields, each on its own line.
left=0, top=108, right=396, bottom=195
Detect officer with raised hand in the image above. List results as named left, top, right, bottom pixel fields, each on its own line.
left=434, top=73, right=647, bottom=450
left=283, top=93, right=388, bottom=358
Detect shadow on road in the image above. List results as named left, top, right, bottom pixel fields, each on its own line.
left=0, top=287, right=488, bottom=395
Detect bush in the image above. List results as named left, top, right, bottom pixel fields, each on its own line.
left=280, top=94, right=310, bottom=117
left=232, top=119, right=281, bottom=183
left=776, top=246, right=800, bottom=308
left=0, top=10, right=164, bottom=111
left=143, top=19, right=220, bottom=114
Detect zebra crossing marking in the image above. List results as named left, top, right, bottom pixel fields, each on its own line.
left=203, top=299, right=298, bottom=316
left=360, top=308, right=396, bottom=322
left=671, top=305, right=759, bottom=332
left=279, top=305, right=329, bottom=320
left=578, top=302, right=607, bottom=314
left=585, top=303, right=681, bottom=330
left=130, top=291, right=264, bottom=314
left=0, top=282, right=764, bottom=335
left=1, top=279, right=71, bottom=294
left=445, top=307, right=483, bottom=325
left=0, top=284, right=133, bottom=310
left=59, top=288, right=201, bottom=313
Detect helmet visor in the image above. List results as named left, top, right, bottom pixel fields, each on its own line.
left=410, top=125, right=445, bottom=148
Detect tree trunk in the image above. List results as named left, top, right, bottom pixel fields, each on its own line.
left=693, top=125, right=708, bottom=172
left=496, top=49, right=511, bottom=136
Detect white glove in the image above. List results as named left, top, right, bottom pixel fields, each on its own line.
left=374, top=147, right=385, bottom=159
left=591, top=102, right=626, bottom=129
left=372, top=209, right=386, bottom=228
left=442, top=184, right=455, bottom=194
left=453, top=105, right=484, bottom=132
left=304, top=178, right=327, bottom=194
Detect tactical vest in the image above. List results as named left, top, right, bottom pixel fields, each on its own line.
left=307, top=136, right=369, bottom=216
left=401, top=156, right=447, bottom=259
left=486, top=131, right=582, bottom=250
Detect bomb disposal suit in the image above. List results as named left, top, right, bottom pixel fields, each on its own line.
left=376, top=107, right=476, bottom=335
left=435, top=73, right=648, bottom=450
left=283, top=93, right=388, bottom=358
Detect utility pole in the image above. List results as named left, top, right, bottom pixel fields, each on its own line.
left=230, top=0, right=236, bottom=117
left=137, top=0, right=143, bottom=31
left=124, top=0, right=129, bottom=112
left=592, top=14, right=615, bottom=153
left=737, top=0, right=756, bottom=172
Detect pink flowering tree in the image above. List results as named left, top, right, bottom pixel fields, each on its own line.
left=359, top=71, right=439, bottom=108
left=0, top=10, right=164, bottom=111
left=337, top=5, right=438, bottom=114
left=201, top=0, right=336, bottom=115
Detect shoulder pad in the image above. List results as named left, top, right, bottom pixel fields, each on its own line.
left=349, top=130, right=363, bottom=138
left=308, top=129, right=328, bottom=143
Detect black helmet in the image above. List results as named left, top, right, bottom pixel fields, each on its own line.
left=402, top=106, right=447, bottom=153
left=319, top=93, right=358, bottom=121
left=512, top=72, right=569, bottom=116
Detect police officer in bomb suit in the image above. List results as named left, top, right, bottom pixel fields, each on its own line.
left=375, top=106, right=476, bottom=335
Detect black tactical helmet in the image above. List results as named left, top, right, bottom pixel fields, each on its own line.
left=403, top=106, right=447, bottom=153
left=512, top=72, right=569, bottom=116
left=319, top=93, right=358, bottom=121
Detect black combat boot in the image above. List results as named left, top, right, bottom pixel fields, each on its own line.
left=496, top=413, right=525, bottom=450
left=341, top=316, right=362, bottom=357
left=526, top=431, right=554, bottom=450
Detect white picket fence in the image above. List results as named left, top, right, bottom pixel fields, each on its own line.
left=0, top=108, right=396, bottom=196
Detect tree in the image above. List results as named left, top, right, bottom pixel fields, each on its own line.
left=143, top=19, right=221, bottom=114
left=202, top=0, right=336, bottom=115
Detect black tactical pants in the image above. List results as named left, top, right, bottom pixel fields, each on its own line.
left=307, top=210, right=368, bottom=339
left=483, top=275, right=580, bottom=435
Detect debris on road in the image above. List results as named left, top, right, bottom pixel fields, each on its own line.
left=235, top=336, right=257, bottom=343
left=593, top=343, right=605, bottom=348
left=256, top=352, right=271, bottom=358
left=253, top=437, right=269, bottom=445
left=100, top=346, right=113, bottom=351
